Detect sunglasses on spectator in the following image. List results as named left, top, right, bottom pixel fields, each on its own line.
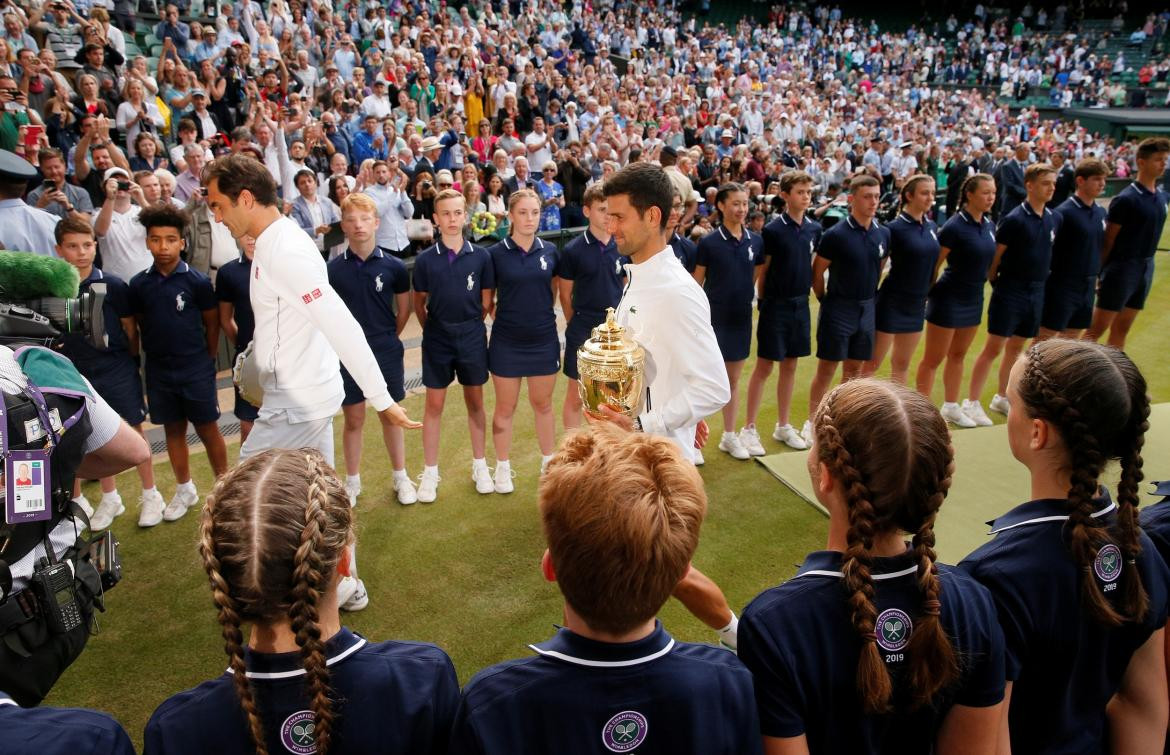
left=438, top=181, right=453, bottom=187
left=543, top=168, right=556, bottom=173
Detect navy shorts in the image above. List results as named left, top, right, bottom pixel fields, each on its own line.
left=233, top=387, right=259, bottom=422
left=756, top=296, right=811, bottom=361
left=422, top=319, right=489, bottom=389
left=1041, top=275, right=1096, bottom=332
left=875, top=288, right=927, bottom=334
left=816, top=296, right=876, bottom=362
left=89, top=363, right=145, bottom=426
left=145, top=358, right=219, bottom=425
left=987, top=279, right=1045, bottom=339
left=563, top=311, right=606, bottom=380
left=488, top=325, right=560, bottom=378
left=342, top=341, right=406, bottom=406
left=925, top=279, right=985, bottom=329
left=712, top=319, right=752, bottom=362
left=1097, top=258, right=1155, bottom=312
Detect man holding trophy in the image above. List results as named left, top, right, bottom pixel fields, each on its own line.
left=581, top=162, right=741, bottom=650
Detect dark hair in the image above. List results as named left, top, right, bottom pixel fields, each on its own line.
left=959, top=173, right=995, bottom=209
left=779, top=170, right=814, bottom=193
left=1024, top=162, right=1056, bottom=184
left=200, top=449, right=351, bottom=755
left=601, top=162, right=673, bottom=231
left=713, top=182, right=747, bottom=225
left=899, top=174, right=935, bottom=205
left=37, top=147, right=65, bottom=165
left=1074, top=158, right=1109, bottom=180
left=850, top=173, right=881, bottom=192
left=138, top=202, right=190, bottom=234
left=814, top=379, right=958, bottom=713
left=204, top=154, right=279, bottom=207
left=1136, top=137, right=1170, bottom=161
left=54, top=215, right=94, bottom=244
left=1016, top=340, right=1151, bottom=627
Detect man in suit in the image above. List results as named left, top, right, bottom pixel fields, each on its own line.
left=1049, top=150, right=1076, bottom=208
left=995, top=142, right=1029, bottom=216
left=505, top=155, right=536, bottom=196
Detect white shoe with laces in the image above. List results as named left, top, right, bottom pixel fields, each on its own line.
left=394, top=475, right=418, bottom=505
left=416, top=469, right=440, bottom=503
left=738, top=425, right=767, bottom=456
left=989, top=393, right=1011, bottom=416
left=162, top=485, right=198, bottom=522
left=472, top=463, right=494, bottom=494
left=942, top=401, right=977, bottom=428
left=345, top=482, right=361, bottom=508
left=138, top=488, right=166, bottom=528
left=961, top=399, right=994, bottom=427
left=337, top=576, right=368, bottom=612
left=772, top=423, right=808, bottom=450
left=89, top=493, right=123, bottom=531
left=494, top=461, right=515, bottom=494
left=73, top=494, right=94, bottom=520
left=718, top=431, right=750, bottom=460
left=800, top=420, right=814, bottom=448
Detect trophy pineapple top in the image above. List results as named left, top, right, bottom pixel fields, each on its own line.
left=578, top=307, right=645, bottom=363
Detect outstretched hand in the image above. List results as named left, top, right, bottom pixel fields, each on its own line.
left=379, top=403, right=422, bottom=429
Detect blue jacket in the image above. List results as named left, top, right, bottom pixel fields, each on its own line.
left=290, top=195, right=340, bottom=240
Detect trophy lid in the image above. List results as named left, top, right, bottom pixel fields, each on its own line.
left=579, top=307, right=643, bottom=359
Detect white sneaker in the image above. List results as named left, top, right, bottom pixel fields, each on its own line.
left=772, top=423, right=808, bottom=450
left=162, top=485, right=198, bottom=522
left=989, top=393, right=1011, bottom=416
left=693, top=449, right=705, bottom=466
left=73, top=494, right=95, bottom=519
left=89, top=493, right=123, bottom=531
left=472, top=463, right=494, bottom=494
left=417, top=469, right=440, bottom=503
left=494, top=461, right=515, bottom=494
left=800, top=420, right=814, bottom=447
left=942, top=401, right=977, bottom=428
left=337, top=576, right=368, bottom=612
left=138, top=488, right=166, bottom=528
left=961, top=399, right=994, bottom=427
left=345, top=480, right=361, bottom=508
left=718, top=431, right=750, bottom=460
left=739, top=425, right=767, bottom=456
left=395, top=475, right=418, bottom=505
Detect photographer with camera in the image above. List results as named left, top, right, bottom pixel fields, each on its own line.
left=0, top=257, right=151, bottom=709
left=94, top=165, right=152, bottom=280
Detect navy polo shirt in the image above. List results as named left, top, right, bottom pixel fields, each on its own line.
left=144, top=628, right=459, bottom=755
left=450, top=621, right=763, bottom=755
left=1, top=692, right=135, bottom=754
left=557, top=229, right=626, bottom=315
left=127, top=261, right=217, bottom=362
left=882, top=212, right=941, bottom=298
left=761, top=212, right=822, bottom=300
left=1106, top=181, right=1170, bottom=261
left=669, top=232, right=698, bottom=273
left=1051, top=195, right=1107, bottom=279
left=817, top=215, right=890, bottom=300
left=412, top=239, right=495, bottom=324
left=695, top=225, right=765, bottom=320
left=327, top=247, right=411, bottom=347
left=60, top=268, right=133, bottom=377
left=739, top=550, right=1004, bottom=750
left=214, top=256, right=254, bottom=351
left=487, top=236, right=559, bottom=336
left=994, top=202, right=1062, bottom=282
left=959, top=493, right=1170, bottom=755
left=936, top=210, right=997, bottom=288
left=1139, top=483, right=1170, bottom=566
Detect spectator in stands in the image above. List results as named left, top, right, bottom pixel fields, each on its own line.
left=27, top=146, right=92, bottom=222
left=173, top=142, right=205, bottom=203
left=154, top=5, right=190, bottom=50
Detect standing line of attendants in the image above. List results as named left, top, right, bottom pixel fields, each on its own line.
left=699, top=137, right=1168, bottom=461
left=123, top=337, right=1169, bottom=755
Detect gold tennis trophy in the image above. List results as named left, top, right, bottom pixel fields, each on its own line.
left=577, top=307, right=646, bottom=418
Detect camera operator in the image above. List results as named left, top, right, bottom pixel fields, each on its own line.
left=0, top=341, right=150, bottom=706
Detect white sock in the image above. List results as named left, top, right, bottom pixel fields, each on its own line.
left=717, top=612, right=739, bottom=651
left=100, top=490, right=120, bottom=501
left=346, top=474, right=361, bottom=488
left=392, top=469, right=407, bottom=482
left=472, top=457, right=488, bottom=470
left=142, top=486, right=158, bottom=495
left=424, top=464, right=439, bottom=476
left=178, top=480, right=196, bottom=493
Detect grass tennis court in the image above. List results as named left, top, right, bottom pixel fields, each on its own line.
left=47, top=259, right=1170, bottom=749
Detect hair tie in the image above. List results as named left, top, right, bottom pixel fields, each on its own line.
left=1127, top=559, right=1137, bottom=565
left=922, top=599, right=941, bottom=616
left=862, top=631, right=877, bottom=642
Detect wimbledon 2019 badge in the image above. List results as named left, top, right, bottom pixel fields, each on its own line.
left=602, top=710, right=648, bottom=752
left=876, top=607, right=912, bottom=654
left=1094, top=543, right=1123, bottom=585
left=280, top=710, right=317, bottom=754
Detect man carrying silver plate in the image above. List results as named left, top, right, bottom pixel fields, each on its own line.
left=580, top=162, right=741, bottom=651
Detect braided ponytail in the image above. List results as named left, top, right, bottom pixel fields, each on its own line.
left=289, top=454, right=337, bottom=755
left=200, top=497, right=269, bottom=755
left=818, top=397, right=892, bottom=713
left=1018, top=341, right=1152, bottom=626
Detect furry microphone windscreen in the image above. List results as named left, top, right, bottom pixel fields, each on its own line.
left=0, top=251, right=80, bottom=299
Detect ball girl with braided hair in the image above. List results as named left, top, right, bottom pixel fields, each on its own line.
left=960, top=340, right=1169, bottom=754
left=144, top=449, right=459, bottom=755
left=738, top=379, right=1006, bottom=754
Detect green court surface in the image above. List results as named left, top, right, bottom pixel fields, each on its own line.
left=43, top=258, right=1170, bottom=749
left=758, top=403, right=1170, bottom=563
